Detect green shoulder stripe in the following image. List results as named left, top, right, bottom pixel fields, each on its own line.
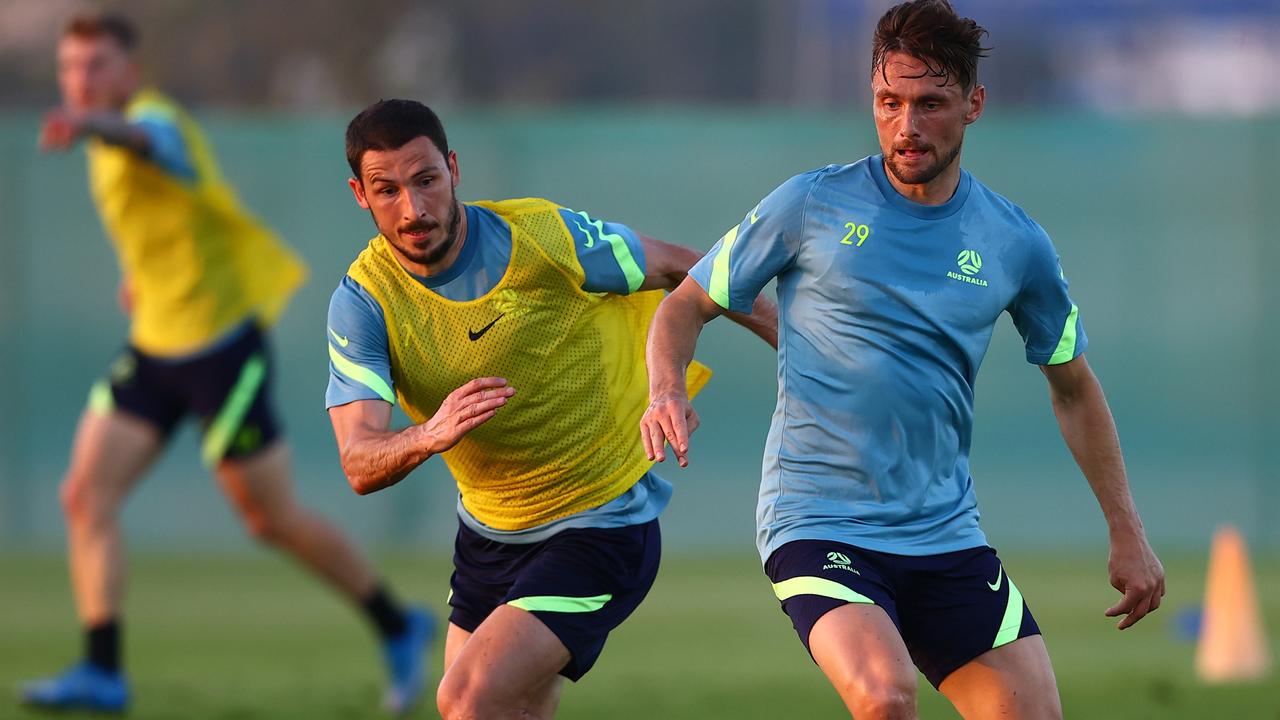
left=1047, top=304, right=1080, bottom=365
left=707, top=225, right=740, bottom=309
left=329, top=343, right=395, bottom=404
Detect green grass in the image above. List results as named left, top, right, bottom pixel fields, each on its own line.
left=2, top=550, right=1278, bottom=719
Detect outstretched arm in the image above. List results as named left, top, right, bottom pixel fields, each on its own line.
left=640, top=278, right=726, bottom=467
left=328, top=378, right=514, bottom=495
left=639, top=235, right=778, bottom=349
left=1042, top=355, right=1164, bottom=629
left=39, top=107, right=150, bottom=154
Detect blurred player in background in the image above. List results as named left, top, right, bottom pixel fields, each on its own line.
left=23, top=13, right=431, bottom=715
left=328, top=99, right=776, bottom=719
left=642, top=1, right=1165, bottom=718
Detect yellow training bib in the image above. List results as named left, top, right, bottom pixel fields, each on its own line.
left=87, top=88, right=306, bottom=356
left=347, top=198, right=710, bottom=530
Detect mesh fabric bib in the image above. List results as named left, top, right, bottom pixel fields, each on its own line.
left=347, top=198, right=710, bottom=530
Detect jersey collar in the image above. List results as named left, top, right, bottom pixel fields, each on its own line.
left=416, top=203, right=481, bottom=288
left=867, top=154, right=972, bottom=220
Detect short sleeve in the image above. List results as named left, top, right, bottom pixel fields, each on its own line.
left=326, top=276, right=396, bottom=408
left=687, top=170, right=818, bottom=313
left=125, top=101, right=196, bottom=180
left=557, top=207, right=647, bottom=295
left=1008, top=224, right=1088, bottom=365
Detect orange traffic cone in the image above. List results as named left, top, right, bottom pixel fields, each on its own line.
left=1196, top=525, right=1271, bottom=683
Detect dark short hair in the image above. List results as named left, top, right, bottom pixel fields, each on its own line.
left=345, top=99, right=450, bottom=179
left=872, top=0, right=989, bottom=90
left=64, top=12, right=138, bottom=53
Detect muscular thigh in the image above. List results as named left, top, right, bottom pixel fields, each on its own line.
left=940, top=635, right=1061, bottom=720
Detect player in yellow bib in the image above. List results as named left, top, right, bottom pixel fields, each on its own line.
left=328, top=99, right=777, bottom=718
left=23, top=14, right=431, bottom=715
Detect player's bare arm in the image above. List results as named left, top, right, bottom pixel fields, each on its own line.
left=329, top=377, right=514, bottom=495
left=641, top=278, right=726, bottom=467
left=1041, top=355, right=1165, bottom=629
left=39, top=108, right=150, bottom=155
left=639, top=235, right=778, bottom=349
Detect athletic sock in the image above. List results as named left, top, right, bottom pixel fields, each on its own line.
left=85, top=620, right=121, bottom=673
left=362, top=585, right=409, bottom=639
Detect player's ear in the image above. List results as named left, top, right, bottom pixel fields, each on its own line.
left=964, top=84, right=985, bottom=125
left=448, top=150, right=460, bottom=188
left=348, top=177, right=370, bottom=209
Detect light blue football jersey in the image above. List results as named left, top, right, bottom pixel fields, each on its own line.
left=688, top=156, right=1086, bottom=560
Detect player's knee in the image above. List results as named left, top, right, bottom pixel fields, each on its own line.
left=834, top=672, right=916, bottom=720
left=436, top=669, right=506, bottom=720
left=58, top=473, right=111, bottom=526
left=238, top=506, right=289, bottom=546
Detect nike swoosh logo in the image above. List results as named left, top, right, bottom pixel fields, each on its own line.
left=468, top=314, right=505, bottom=341
left=988, top=566, right=1004, bottom=592
left=750, top=203, right=762, bottom=224
left=328, top=327, right=349, bottom=347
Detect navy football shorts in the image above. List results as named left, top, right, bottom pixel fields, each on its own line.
left=765, top=540, right=1040, bottom=688
left=88, top=322, right=280, bottom=466
left=447, top=517, right=661, bottom=681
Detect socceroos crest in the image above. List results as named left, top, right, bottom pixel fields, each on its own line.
left=947, top=249, right=989, bottom=287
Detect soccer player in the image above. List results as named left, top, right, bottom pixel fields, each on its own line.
left=328, top=99, right=776, bottom=719
left=641, top=1, right=1165, bottom=718
left=22, top=13, right=431, bottom=714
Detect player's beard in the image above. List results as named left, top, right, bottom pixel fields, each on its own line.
left=885, top=139, right=963, bottom=187
left=389, top=190, right=462, bottom=267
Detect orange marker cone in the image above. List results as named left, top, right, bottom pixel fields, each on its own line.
left=1196, top=525, right=1271, bottom=683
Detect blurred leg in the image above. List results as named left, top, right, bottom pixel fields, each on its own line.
left=59, top=409, right=164, bottom=625
left=939, top=635, right=1062, bottom=720
left=809, top=604, right=919, bottom=720
left=215, top=441, right=378, bottom=599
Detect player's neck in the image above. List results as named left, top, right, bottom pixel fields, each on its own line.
left=883, top=158, right=962, bottom=207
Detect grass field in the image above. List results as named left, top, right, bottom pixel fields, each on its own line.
left=2, top=550, right=1277, bottom=719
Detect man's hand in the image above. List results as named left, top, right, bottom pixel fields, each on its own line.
left=39, top=108, right=81, bottom=151
left=420, top=377, right=515, bottom=455
left=640, top=389, right=699, bottom=467
left=1104, top=531, right=1165, bottom=630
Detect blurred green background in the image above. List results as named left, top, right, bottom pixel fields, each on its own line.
left=2, top=110, right=1277, bottom=554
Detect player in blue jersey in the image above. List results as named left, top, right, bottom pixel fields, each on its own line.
left=643, top=1, right=1164, bottom=718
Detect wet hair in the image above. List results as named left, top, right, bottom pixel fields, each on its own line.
left=872, top=0, right=990, bottom=89
left=64, top=12, right=138, bottom=53
left=345, top=99, right=450, bottom=179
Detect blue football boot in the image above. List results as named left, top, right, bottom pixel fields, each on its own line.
left=381, top=607, right=436, bottom=715
left=21, top=661, right=129, bottom=713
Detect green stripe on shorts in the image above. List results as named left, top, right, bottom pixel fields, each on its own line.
left=87, top=379, right=115, bottom=416
left=200, top=354, right=267, bottom=468
left=993, top=576, right=1025, bottom=648
left=771, top=576, right=874, bottom=605
left=507, top=593, right=613, bottom=613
